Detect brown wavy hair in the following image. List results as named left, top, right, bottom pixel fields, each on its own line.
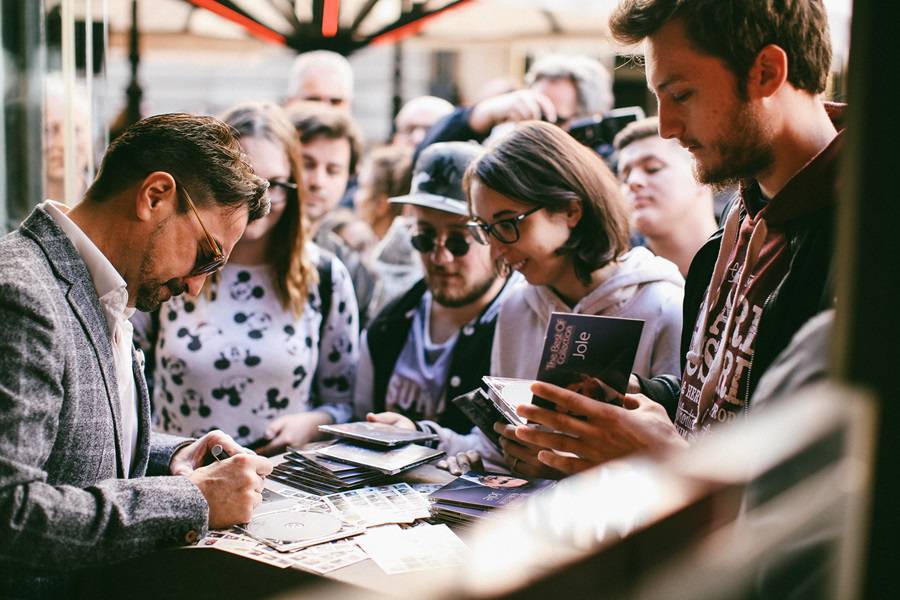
left=464, top=121, right=629, bottom=286
left=220, top=101, right=316, bottom=317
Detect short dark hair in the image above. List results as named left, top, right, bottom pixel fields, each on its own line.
left=613, top=116, right=660, bottom=152
left=361, top=145, right=413, bottom=217
left=465, top=121, right=629, bottom=286
left=609, top=0, right=832, bottom=96
left=286, top=101, right=364, bottom=175
left=86, top=113, right=269, bottom=221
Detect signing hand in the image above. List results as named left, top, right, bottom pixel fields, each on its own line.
left=170, top=430, right=254, bottom=476
left=188, top=453, right=273, bottom=529
left=512, top=381, right=687, bottom=475
left=256, top=411, right=333, bottom=456
left=366, top=411, right=416, bottom=430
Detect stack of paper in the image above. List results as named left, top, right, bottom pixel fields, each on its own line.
left=324, top=483, right=431, bottom=528
left=354, top=523, right=468, bottom=575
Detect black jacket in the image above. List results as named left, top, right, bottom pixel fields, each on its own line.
left=638, top=130, right=841, bottom=418
left=365, top=278, right=509, bottom=434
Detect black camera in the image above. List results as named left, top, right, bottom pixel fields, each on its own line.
left=566, top=106, right=646, bottom=163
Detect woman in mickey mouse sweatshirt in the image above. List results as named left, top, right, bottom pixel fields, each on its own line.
left=132, top=102, right=358, bottom=455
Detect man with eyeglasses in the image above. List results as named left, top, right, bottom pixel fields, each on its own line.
left=353, top=142, right=520, bottom=468
left=0, top=113, right=273, bottom=597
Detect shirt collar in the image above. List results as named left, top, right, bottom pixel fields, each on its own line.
left=42, top=200, right=132, bottom=318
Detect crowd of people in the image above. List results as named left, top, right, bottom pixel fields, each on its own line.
left=1, top=0, right=842, bottom=596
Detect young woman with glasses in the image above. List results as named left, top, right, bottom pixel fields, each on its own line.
left=133, top=102, right=359, bottom=456
left=466, top=120, right=684, bottom=478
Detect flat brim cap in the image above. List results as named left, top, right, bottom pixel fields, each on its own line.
left=389, top=192, right=468, bottom=216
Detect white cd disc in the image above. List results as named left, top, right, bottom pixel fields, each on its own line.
left=247, top=511, right=343, bottom=543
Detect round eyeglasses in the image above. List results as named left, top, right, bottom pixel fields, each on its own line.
left=467, top=205, right=542, bottom=245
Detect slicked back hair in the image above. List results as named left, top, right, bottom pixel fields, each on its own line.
left=86, top=113, right=269, bottom=221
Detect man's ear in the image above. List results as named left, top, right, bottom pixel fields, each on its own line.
left=136, top=171, right=178, bottom=222
left=748, top=44, right=788, bottom=99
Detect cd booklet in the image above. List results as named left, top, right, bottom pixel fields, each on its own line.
left=533, top=312, right=644, bottom=409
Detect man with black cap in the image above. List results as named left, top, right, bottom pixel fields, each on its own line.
left=353, top=142, right=519, bottom=467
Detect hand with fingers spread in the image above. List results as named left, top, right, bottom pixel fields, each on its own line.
left=511, top=381, right=688, bottom=475
left=188, top=453, right=273, bottom=529
left=469, top=89, right=559, bottom=134
left=169, top=430, right=257, bottom=476
left=437, top=450, right=484, bottom=476
left=255, top=411, right=334, bottom=456
left=365, top=411, right=417, bottom=431
left=493, top=422, right=566, bottom=480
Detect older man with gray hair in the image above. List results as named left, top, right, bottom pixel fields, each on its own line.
left=418, top=53, right=613, bottom=152
left=285, top=50, right=354, bottom=111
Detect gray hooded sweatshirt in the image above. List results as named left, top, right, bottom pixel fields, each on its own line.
left=491, top=246, right=685, bottom=381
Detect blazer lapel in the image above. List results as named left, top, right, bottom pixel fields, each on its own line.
left=66, top=273, right=128, bottom=478
left=130, top=343, right=151, bottom=477
left=22, top=207, right=128, bottom=478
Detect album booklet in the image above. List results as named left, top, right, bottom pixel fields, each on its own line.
left=533, top=312, right=645, bottom=410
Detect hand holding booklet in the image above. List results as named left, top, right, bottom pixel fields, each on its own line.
left=458, top=313, right=644, bottom=442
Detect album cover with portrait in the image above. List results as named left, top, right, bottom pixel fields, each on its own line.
left=429, top=471, right=555, bottom=510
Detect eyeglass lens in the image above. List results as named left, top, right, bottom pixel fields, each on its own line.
left=410, top=232, right=470, bottom=257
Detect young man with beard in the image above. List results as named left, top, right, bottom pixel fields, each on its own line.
left=354, top=142, right=519, bottom=465
left=503, top=0, right=843, bottom=473
left=0, top=114, right=273, bottom=596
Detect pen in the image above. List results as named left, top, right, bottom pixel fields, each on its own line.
left=211, top=444, right=227, bottom=462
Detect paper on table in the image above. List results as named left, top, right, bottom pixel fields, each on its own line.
left=354, top=523, right=468, bottom=575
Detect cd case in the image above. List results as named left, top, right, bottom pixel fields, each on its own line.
left=318, top=421, right=439, bottom=447
left=316, top=442, right=445, bottom=475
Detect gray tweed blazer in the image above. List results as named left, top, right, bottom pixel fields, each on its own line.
left=0, top=207, right=208, bottom=597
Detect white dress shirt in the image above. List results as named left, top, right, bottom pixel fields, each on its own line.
left=44, top=201, right=139, bottom=474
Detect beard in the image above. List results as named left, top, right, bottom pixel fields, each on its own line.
left=693, top=101, right=774, bottom=188
left=134, top=220, right=188, bottom=312
left=426, top=266, right=499, bottom=309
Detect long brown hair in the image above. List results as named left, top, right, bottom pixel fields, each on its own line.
left=220, top=101, right=316, bottom=317
left=465, top=120, right=629, bottom=286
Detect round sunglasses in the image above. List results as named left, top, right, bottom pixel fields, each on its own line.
left=410, top=231, right=472, bottom=257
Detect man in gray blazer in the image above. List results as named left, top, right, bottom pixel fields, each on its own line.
left=0, top=113, right=274, bottom=597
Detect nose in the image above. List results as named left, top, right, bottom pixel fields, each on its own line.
left=184, top=274, right=208, bottom=297
left=306, top=166, right=323, bottom=190
left=625, top=169, right=646, bottom=191
left=489, top=239, right=507, bottom=263
left=429, top=240, right=455, bottom=265
left=656, top=98, right=682, bottom=141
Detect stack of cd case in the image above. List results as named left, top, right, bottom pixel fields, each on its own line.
left=269, top=451, right=390, bottom=495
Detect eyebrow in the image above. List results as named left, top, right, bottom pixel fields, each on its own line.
left=491, top=209, right=518, bottom=220
left=651, top=74, right=687, bottom=94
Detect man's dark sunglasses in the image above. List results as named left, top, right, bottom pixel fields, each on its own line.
left=410, top=231, right=471, bottom=257
left=177, top=182, right=227, bottom=276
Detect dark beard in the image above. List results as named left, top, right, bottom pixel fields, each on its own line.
left=134, top=219, right=187, bottom=311
left=428, top=270, right=499, bottom=309
left=694, top=102, right=774, bottom=187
